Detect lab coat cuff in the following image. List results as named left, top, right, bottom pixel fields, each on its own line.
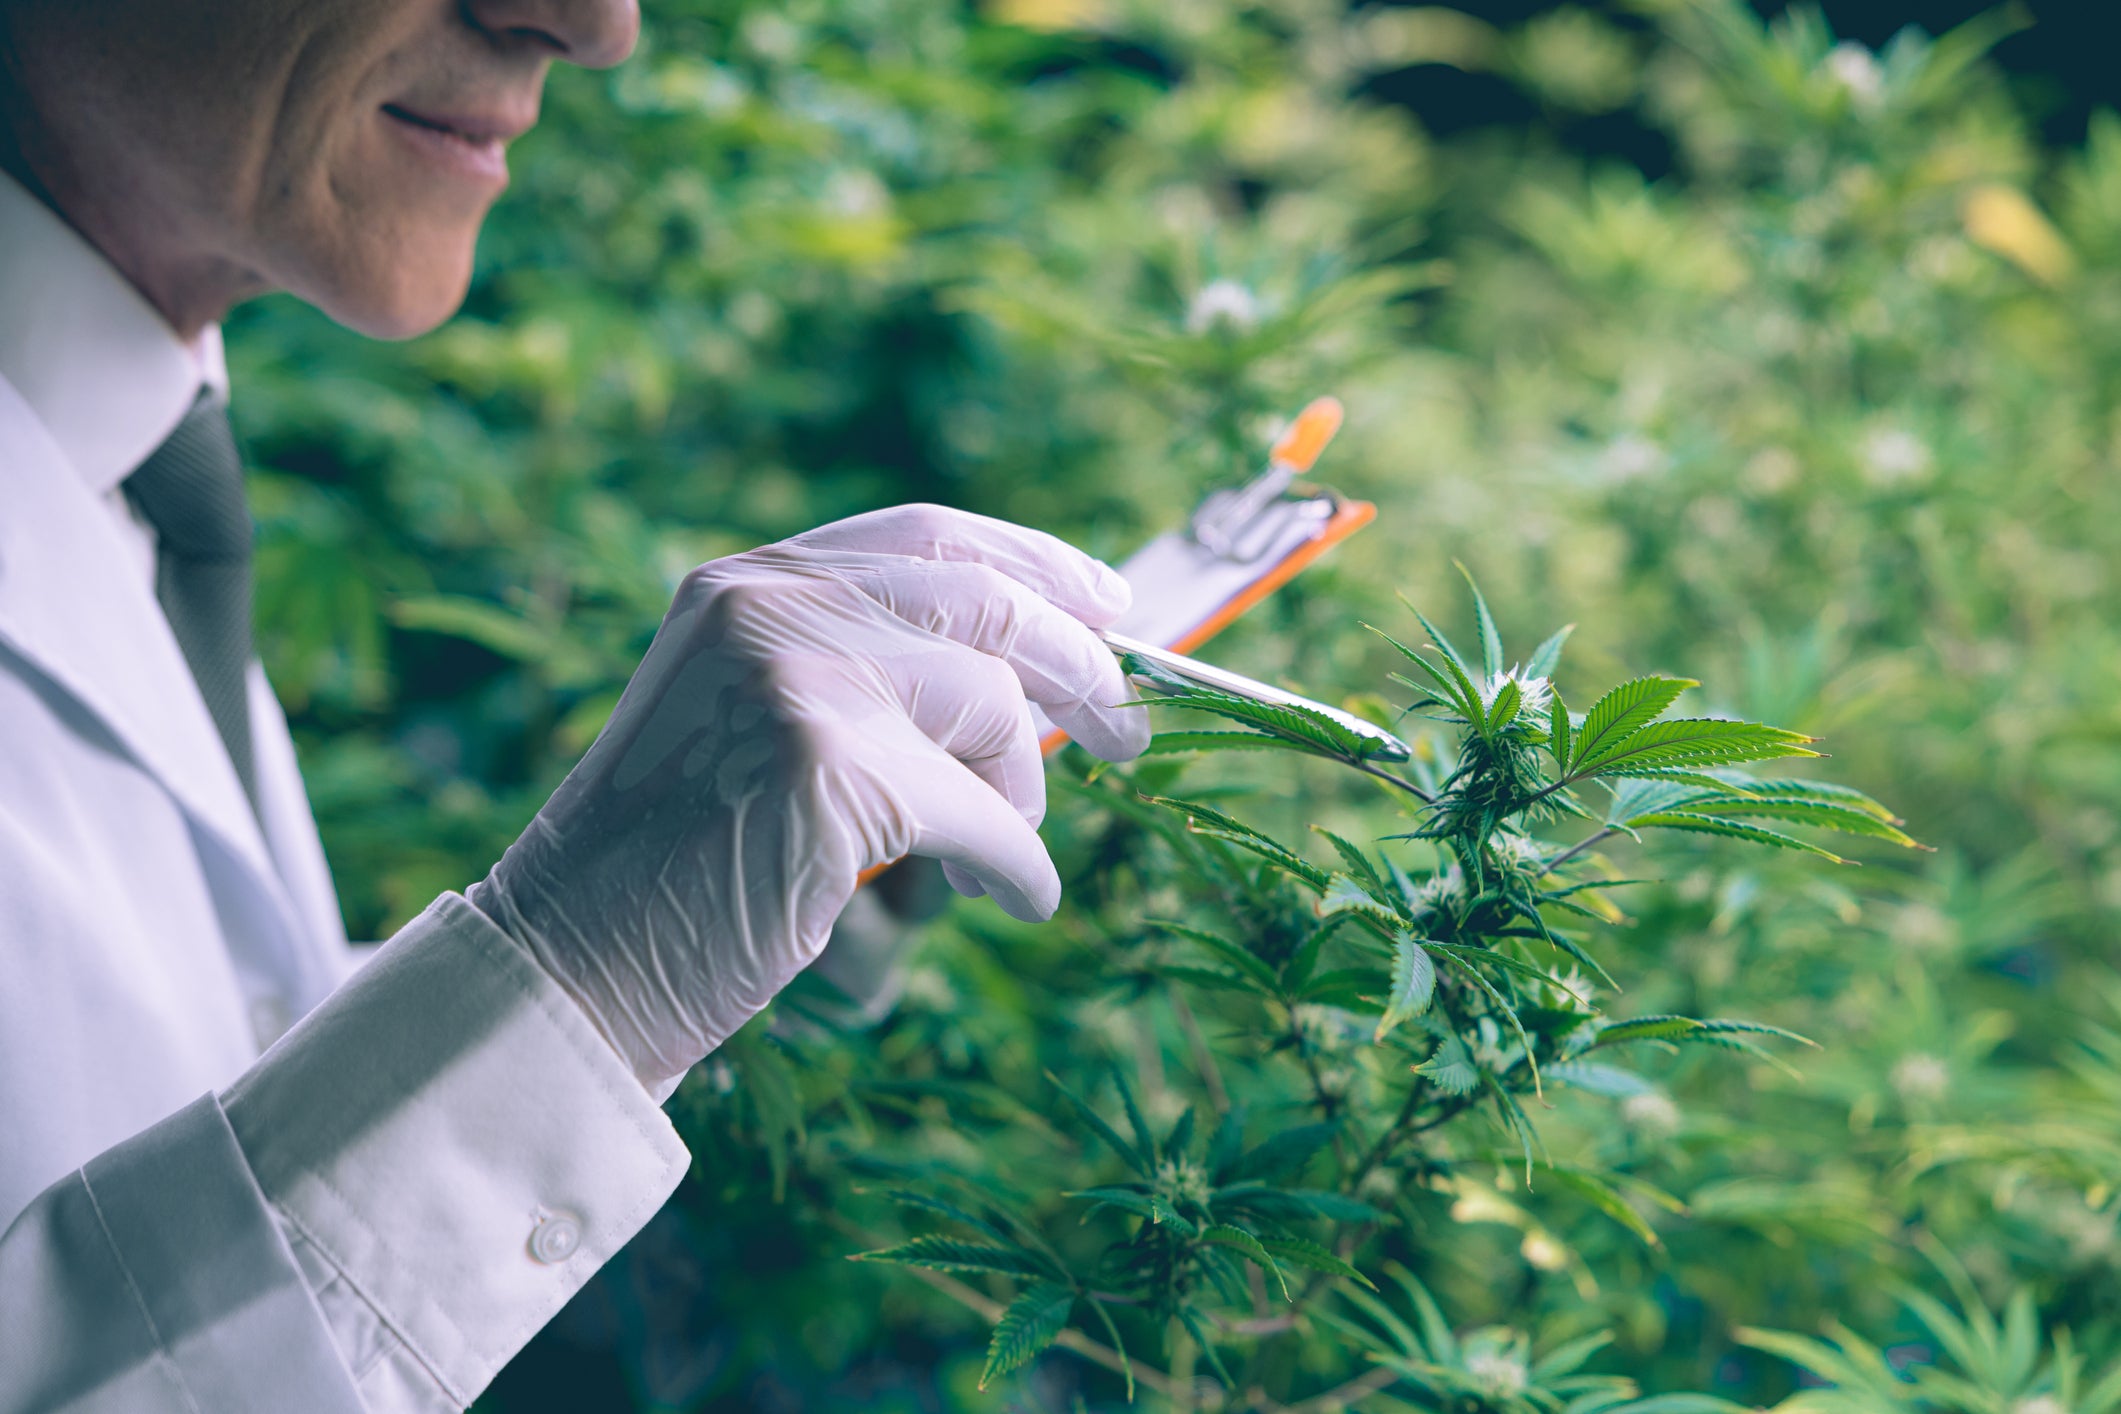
left=220, top=892, right=691, bottom=1406
left=0, top=1093, right=367, bottom=1413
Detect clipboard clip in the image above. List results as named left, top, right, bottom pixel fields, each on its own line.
left=1188, top=397, right=1345, bottom=563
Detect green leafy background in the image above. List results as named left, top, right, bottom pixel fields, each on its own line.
left=223, top=0, right=2121, bottom=1408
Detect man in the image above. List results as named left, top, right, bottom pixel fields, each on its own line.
left=0, top=3, right=1149, bottom=1410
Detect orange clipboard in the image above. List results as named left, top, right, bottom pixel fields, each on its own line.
left=860, top=396, right=1372, bottom=885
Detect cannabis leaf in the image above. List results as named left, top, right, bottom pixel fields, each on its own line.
left=980, top=1282, right=1076, bottom=1388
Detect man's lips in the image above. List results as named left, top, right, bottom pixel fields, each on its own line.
left=381, top=101, right=534, bottom=185
left=381, top=102, right=534, bottom=146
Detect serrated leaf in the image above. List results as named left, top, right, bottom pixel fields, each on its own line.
left=1406, top=602, right=1473, bottom=678
left=1518, top=1004, right=1597, bottom=1035
left=1319, top=875, right=1408, bottom=936
left=1625, top=811, right=1849, bottom=862
left=1313, top=827, right=1390, bottom=898
left=1113, top=1071, right=1155, bottom=1168
left=1085, top=1297, right=1134, bottom=1399
left=1526, top=624, right=1575, bottom=680
left=1208, top=1106, right=1247, bottom=1176
left=1221, top=1121, right=1339, bottom=1183
left=1143, top=729, right=1322, bottom=757
left=885, top=1190, right=1012, bottom=1247
left=1299, top=966, right=1388, bottom=1009
left=1381, top=853, right=1425, bottom=916
left=1259, top=1236, right=1376, bottom=1289
left=1179, top=1304, right=1236, bottom=1385
left=1202, top=1224, right=1289, bottom=1300
left=1283, top=916, right=1353, bottom=994
left=1375, top=934, right=1437, bottom=1040
left=856, top=1236, right=1049, bottom=1278
left=1215, top=1184, right=1390, bottom=1223
left=1599, top=768, right=1762, bottom=796
left=980, top=1281, right=1076, bottom=1389
left=1373, top=622, right=1481, bottom=720
left=1484, top=676, right=1523, bottom=736
left=1068, top=1185, right=1160, bottom=1223
left=1459, top=565, right=1506, bottom=678
left=1153, top=963, right=1270, bottom=994
left=1146, top=796, right=1333, bottom=890
left=1046, top=1072, right=1148, bottom=1175
left=1334, top=1284, right=1422, bottom=1358
left=1427, top=938, right=1585, bottom=1001
left=1543, top=1061, right=1653, bottom=1097
left=1549, top=691, right=1572, bottom=771
left=1718, top=775, right=1900, bottom=819
left=1578, top=719, right=1819, bottom=776
left=1425, top=645, right=1487, bottom=728
left=1698, top=1018, right=1817, bottom=1046
left=1415, top=1034, right=1479, bottom=1094
left=1532, top=1164, right=1662, bottom=1248
left=1677, top=1032, right=1805, bottom=1077
left=1594, top=1015, right=1706, bottom=1046
left=1164, top=1106, right=1196, bottom=1165
left=1567, top=676, right=1697, bottom=775
left=1607, top=1398, right=1755, bottom=1414
left=1131, top=679, right=1371, bottom=762
left=1689, top=796, right=1920, bottom=847
left=1425, top=949, right=1544, bottom=1093
left=1497, top=892, right=1618, bottom=990
left=1149, top=920, right=1281, bottom=993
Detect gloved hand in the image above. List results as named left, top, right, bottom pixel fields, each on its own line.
left=468, top=505, right=1148, bottom=1095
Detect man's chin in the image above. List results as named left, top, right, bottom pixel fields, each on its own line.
left=295, top=234, right=479, bottom=341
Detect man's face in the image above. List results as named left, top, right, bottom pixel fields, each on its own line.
left=0, top=0, right=637, bottom=338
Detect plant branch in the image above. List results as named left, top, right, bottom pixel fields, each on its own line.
left=1352, top=757, right=1434, bottom=806
left=895, top=1263, right=1194, bottom=1400
left=1173, top=990, right=1232, bottom=1113
left=831, top=1212, right=1205, bottom=1403
left=1347, top=1077, right=1430, bottom=1191
left=1543, top=825, right=1620, bottom=874
left=1253, top=1366, right=1401, bottom=1413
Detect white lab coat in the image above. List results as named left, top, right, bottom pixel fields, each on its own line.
left=0, top=174, right=688, bottom=1412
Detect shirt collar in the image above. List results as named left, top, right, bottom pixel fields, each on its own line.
left=0, top=169, right=229, bottom=498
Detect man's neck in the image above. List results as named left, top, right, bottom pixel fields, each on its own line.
left=0, top=95, right=257, bottom=342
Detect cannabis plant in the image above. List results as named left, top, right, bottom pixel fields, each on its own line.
left=854, top=580, right=1919, bottom=1404
left=1740, top=1240, right=2121, bottom=1414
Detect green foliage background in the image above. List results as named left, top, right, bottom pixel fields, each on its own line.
left=225, top=0, right=2121, bottom=1408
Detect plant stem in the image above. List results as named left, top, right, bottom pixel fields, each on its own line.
left=1352, top=757, right=1434, bottom=806
left=1170, top=1316, right=1199, bottom=1414
left=1255, top=1366, right=1401, bottom=1413
left=833, top=1215, right=1186, bottom=1400
left=901, top=1263, right=1188, bottom=1399
left=1347, top=1079, right=1429, bottom=1190
left=1173, top=991, right=1232, bottom=1113
left=1543, top=825, right=1619, bottom=874
left=1284, top=1008, right=1350, bottom=1170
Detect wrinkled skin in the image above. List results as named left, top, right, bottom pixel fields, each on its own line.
left=0, top=0, right=636, bottom=337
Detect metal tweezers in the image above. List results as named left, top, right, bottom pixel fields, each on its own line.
left=1103, top=630, right=1411, bottom=762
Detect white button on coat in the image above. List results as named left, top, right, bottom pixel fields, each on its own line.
left=528, top=1211, right=583, bottom=1264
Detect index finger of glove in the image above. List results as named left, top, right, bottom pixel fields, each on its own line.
left=849, top=560, right=1149, bottom=763
left=784, top=504, right=1131, bottom=627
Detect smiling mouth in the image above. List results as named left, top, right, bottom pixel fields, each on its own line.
left=382, top=103, right=506, bottom=147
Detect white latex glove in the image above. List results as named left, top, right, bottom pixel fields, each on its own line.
left=468, top=505, right=1148, bottom=1095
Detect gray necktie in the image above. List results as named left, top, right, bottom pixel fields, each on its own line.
left=124, top=396, right=258, bottom=810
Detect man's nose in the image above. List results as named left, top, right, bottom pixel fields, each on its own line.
left=466, top=0, right=640, bottom=69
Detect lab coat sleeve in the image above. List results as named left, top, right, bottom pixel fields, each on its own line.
left=0, top=892, right=691, bottom=1413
